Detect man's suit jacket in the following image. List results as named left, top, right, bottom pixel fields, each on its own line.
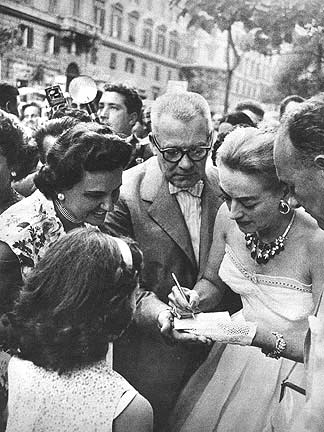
left=104, top=156, right=223, bottom=430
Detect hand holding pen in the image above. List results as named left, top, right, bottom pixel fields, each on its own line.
left=168, top=273, right=200, bottom=319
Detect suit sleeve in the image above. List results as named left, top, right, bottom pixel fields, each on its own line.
left=102, top=197, right=135, bottom=239
left=103, top=199, right=171, bottom=334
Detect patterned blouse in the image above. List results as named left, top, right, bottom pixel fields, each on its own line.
left=0, top=189, right=66, bottom=278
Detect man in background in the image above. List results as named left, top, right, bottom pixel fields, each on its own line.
left=274, top=99, right=324, bottom=432
left=99, top=82, right=153, bottom=167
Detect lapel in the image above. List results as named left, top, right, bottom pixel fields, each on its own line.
left=198, top=166, right=222, bottom=275
left=141, top=157, right=197, bottom=269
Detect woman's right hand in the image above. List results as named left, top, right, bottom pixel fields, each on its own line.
left=168, top=286, right=200, bottom=314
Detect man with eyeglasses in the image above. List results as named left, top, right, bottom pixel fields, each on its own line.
left=103, top=91, right=239, bottom=431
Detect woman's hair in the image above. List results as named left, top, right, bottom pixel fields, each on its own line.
left=218, top=111, right=256, bottom=128
left=34, top=122, right=132, bottom=199
left=0, top=116, right=38, bottom=180
left=216, top=125, right=281, bottom=191
left=11, top=228, right=142, bottom=373
left=33, top=116, right=81, bottom=163
left=0, top=117, right=23, bottom=168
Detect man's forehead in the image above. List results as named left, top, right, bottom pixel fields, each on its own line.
left=156, top=114, right=207, bottom=132
left=101, top=91, right=126, bottom=106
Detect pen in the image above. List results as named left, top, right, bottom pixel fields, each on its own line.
left=171, top=272, right=196, bottom=319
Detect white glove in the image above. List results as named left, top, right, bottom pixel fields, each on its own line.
left=186, top=318, right=257, bottom=346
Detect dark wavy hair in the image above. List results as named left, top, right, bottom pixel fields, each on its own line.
left=103, top=83, right=143, bottom=117
left=0, top=116, right=38, bottom=180
left=51, top=107, right=92, bottom=122
left=0, top=117, right=23, bottom=168
left=11, top=228, right=142, bottom=373
left=34, top=116, right=81, bottom=163
left=34, top=122, right=132, bottom=199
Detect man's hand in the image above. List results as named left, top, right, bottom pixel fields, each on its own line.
left=157, top=309, right=212, bottom=346
left=168, top=286, right=200, bottom=314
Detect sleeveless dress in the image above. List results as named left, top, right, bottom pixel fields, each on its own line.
left=6, top=357, right=138, bottom=432
left=170, top=244, right=314, bottom=432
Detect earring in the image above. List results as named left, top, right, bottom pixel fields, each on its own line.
left=279, top=199, right=290, bottom=215
left=57, top=193, right=65, bottom=201
left=10, top=171, right=16, bottom=180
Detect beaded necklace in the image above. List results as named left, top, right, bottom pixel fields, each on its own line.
left=245, top=211, right=295, bottom=264
left=54, top=199, right=83, bottom=225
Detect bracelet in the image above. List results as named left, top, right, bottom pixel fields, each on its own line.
left=263, top=331, right=287, bottom=360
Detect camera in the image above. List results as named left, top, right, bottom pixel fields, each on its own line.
left=45, top=85, right=69, bottom=116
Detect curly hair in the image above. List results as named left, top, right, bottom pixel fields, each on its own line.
left=34, top=122, right=132, bottom=199
left=51, top=107, right=92, bottom=122
left=103, top=83, right=143, bottom=117
left=11, top=228, right=142, bottom=373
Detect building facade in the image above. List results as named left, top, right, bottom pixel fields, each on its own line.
left=0, top=0, right=189, bottom=100
left=0, top=0, right=275, bottom=110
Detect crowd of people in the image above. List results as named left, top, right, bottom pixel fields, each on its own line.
left=0, top=78, right=324, bottom=432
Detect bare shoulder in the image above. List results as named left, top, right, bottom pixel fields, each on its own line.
left=113, top=394, right=153, bottom=432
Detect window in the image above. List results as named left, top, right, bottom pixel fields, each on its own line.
left=143, top=19, right=153, bottom=50
left=154, top=66, right=160, bottom=81
left=110, top=3, right=123, bottom=39
left=167, top=70, right=172, bottom=81
left=110, top=52, right=117, bottom=69
left=19, top=24, right=34, bottom=48
left=73, top=0, right=81, bottom=17
left=94, top=0, right=106, bottom=30
left=90, top=46, right=98, bottom=64
left=128, top=11, right=139, bottom=43
left=155, top=25, right=166, bottom=55
left=168, top=31, right=179, bottom=59
left=152, top=86, right=160, bottom=100
left=142, top=62, right=147, bottom=76
left=48, top=0, right=57, bottom=13
left=44, top=33, right=60, bottom=54
left=125, top=57, right=135, bottom=74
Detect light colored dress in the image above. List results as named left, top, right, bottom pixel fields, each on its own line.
left=6, top=357, right=138, bottom=432
left=170, top=244, right=314, bottom=432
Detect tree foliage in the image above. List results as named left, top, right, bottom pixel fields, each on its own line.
left=0, top=25, right=20, bottom=54
left=170, top=0, right=324, bottom=109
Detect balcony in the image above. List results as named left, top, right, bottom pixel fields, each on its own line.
left=60, top=16, right=100, bottom=38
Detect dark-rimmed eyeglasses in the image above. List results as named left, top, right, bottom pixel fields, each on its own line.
left=149, top=133, right=212, bottom=163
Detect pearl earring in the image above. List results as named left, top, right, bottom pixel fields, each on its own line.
left=57, top=193, right=65, bottom=201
